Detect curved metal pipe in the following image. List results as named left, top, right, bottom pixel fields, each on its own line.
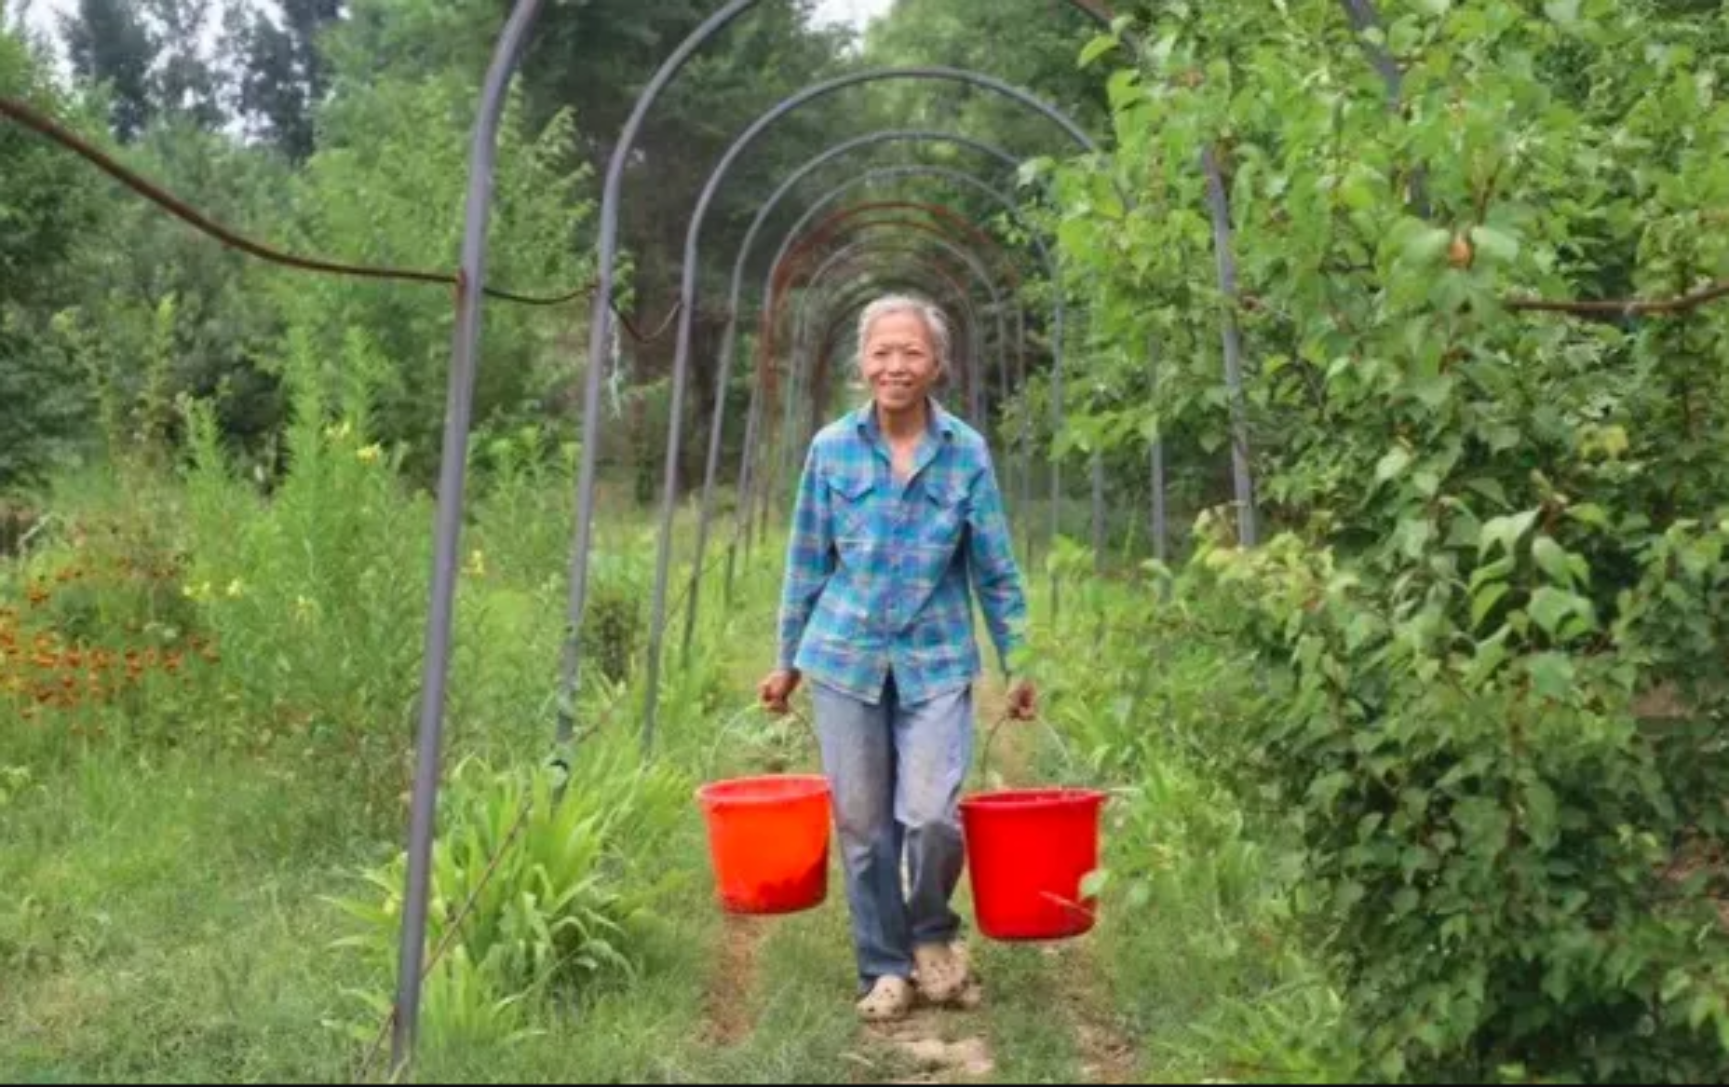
left=738, top=184, right=1053, bottom=571
left=735, top=169, right=1058, bottom=559
left=393, top=0, right=544, bottom=1069
left=790, top=251, right=983, bottom=456
left=764, top=227, right=1006, bottom=547
left=757, top=177, right=1067, bottom=570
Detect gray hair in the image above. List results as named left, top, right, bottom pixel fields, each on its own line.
left=856, top=294, right=951, bottom=375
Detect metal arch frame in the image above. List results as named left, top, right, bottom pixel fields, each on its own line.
left=793, top=254, right=985, bottom=443
left=701, top=130, right=1030, bottom=594
left=779, top=234, right=999, bottom=475
left=788, top=220, right=1005, bottom=421
left=743, top=192, right=1047, bottom=565
left=733, top=168, right=1061, bottom=561
left=759, top=174, right=1071, bottom=581
left=732, top=199, right=1029, bottom=593
left=761, top=220, right=1014, bottom=536
left=402, top=0, right=1250, bottom=1071
left=801, top=271, right=975, bottom=429
left=747, top=208, right=1028, bottom=594
left=634, top=66, right=1103, bottom=752
left=744, top=201, right=1034, bottom=551
left=393, top=0, right=544, bottom=1064
left=764, top=228, right=1008, bottom=584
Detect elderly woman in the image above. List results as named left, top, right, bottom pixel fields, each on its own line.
left=759, top=294, right=1036, bottom=1022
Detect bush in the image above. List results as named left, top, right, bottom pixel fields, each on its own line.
left=1197, top=528, right=1728, bottom=1084
left=179, top=331, right=429, bottom=779
left=328, top=741, right=689, bottom=1051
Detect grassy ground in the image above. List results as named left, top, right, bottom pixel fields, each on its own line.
left=1, top=457, right=1342, bottom=1084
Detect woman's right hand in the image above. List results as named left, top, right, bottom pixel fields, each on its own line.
left=758, top=669, right=802, bottom=714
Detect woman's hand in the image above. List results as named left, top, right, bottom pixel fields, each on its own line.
left=1007, top=678, right=1038, bottom=721
left=759, top=669, right=802, bottom=714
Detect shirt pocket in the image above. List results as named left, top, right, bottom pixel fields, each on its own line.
left=915, top=474, right=970, bottom=552
left=825, top=467, right=876, bottom=552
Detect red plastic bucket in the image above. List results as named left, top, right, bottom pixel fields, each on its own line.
left=696, top=774, right=831, bottom=915
left=960, top=787, right=1108, bottom=941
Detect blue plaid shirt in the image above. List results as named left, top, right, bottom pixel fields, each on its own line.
left=777, top=400, right=1028, bottom=706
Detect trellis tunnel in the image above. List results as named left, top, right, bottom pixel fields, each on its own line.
left=399, top=0, right=1265, bottom=1069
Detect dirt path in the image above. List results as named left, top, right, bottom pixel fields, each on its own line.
left=695, top=675, right=1135, bottom=1083
left=700, top=914, right=771, bottom=1046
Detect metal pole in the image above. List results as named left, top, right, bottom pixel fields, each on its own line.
left=1201, top=145, right=1257, bottom=548
left=563, top=0, right=760, bottom=751
left=392, top=0, right=544, bottom=1071
left=1148, top=333, right=1169, bottom=584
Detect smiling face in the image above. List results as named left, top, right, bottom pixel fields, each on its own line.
left=860, top=308, right=941, bottom=416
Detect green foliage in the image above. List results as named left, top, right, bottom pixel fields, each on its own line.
left=327, top=743, right=689, bottom=1051
left=1035, top=0, right=1728, bottom=1079
left=0, top=28, right=107, bottom=489
left=1024, top=577, right=1361, bottom=1083
left=1195, top=528, right=1726, bottom=1083
left=279, top=68, right=594, bottom=479
left=179, top=331, right=430, bottom=775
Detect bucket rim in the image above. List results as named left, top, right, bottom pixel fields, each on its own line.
left=959, top=786, right=1109, bottom=811
left=696, top=773, right=831, bottom=807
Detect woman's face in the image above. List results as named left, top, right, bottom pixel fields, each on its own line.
left=860, top=310, right=940, bottom=415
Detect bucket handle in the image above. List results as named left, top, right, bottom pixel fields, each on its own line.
left=703, top=698, right=815, bottom=780
left=974, top=710, right=1084, bottom=792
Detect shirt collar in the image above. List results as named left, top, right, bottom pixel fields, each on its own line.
left=852, top=397, right=956, bottom=443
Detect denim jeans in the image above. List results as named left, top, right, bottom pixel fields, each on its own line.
left=810, top=673, right=973, bottom=990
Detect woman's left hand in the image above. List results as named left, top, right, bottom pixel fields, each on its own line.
left=1007, top=679, right=1038, bottom=721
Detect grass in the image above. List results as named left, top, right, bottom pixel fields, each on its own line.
left=1, top=431, right=1350, bottom=1084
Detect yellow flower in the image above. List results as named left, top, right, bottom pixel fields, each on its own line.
left=225, top=578, right=245, bottom=599
left=464, top=549, right=487, bottom=578
left=293, top=595, right=317, bottom=623
left=357, top=443, right=383, bottom=464
left=323, top=420, right=353, bottom=442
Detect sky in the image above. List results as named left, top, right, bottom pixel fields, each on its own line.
left=812, top=0, right=895, bottom=32
left=18, top=0, right=897, bottom=45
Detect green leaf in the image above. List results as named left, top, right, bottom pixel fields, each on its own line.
left=1309, top=770, right=1353, bottom=807
left=1524, top=780, right=1559, bottom=848
left=1526, top=652, right=1576, bottom=700
left=1472, top=583, right=1510, bottom=629
left=1479, top=509, right=1539, bottom=558
left=1532, top=536, right=1574, bottom=586
left=1079, top=33, right=1119, bottom=68
left=1080, top=869, right=1112, bottom=898
left=1528, top=587, right=1596, bottom=637
left=1403, top=226, right=1453, bottom=267
left=1106, top=69, right=1143, bottom=111
left=1415, top=0, right=1452, bottom=14
left=1376, top=446, right=1412, bottom=483
left=1544, top=0, right=1580, bottom=25
left=1566, top=503, right=1611, bottom=530
left=1470, top=226, right=1521, bottom=264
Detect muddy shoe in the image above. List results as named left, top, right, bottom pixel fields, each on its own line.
left=856, top=976, right=915, bottom=1022
left=914, top=942, right=971, bottom=1005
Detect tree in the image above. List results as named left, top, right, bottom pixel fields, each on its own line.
left=145, top=0, right=223, bottom=128
left=225, top=0, right=342, bottom=161
left=0, top=27, right=107, bottom=488
left=60, top=0, right=156, bottom=141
